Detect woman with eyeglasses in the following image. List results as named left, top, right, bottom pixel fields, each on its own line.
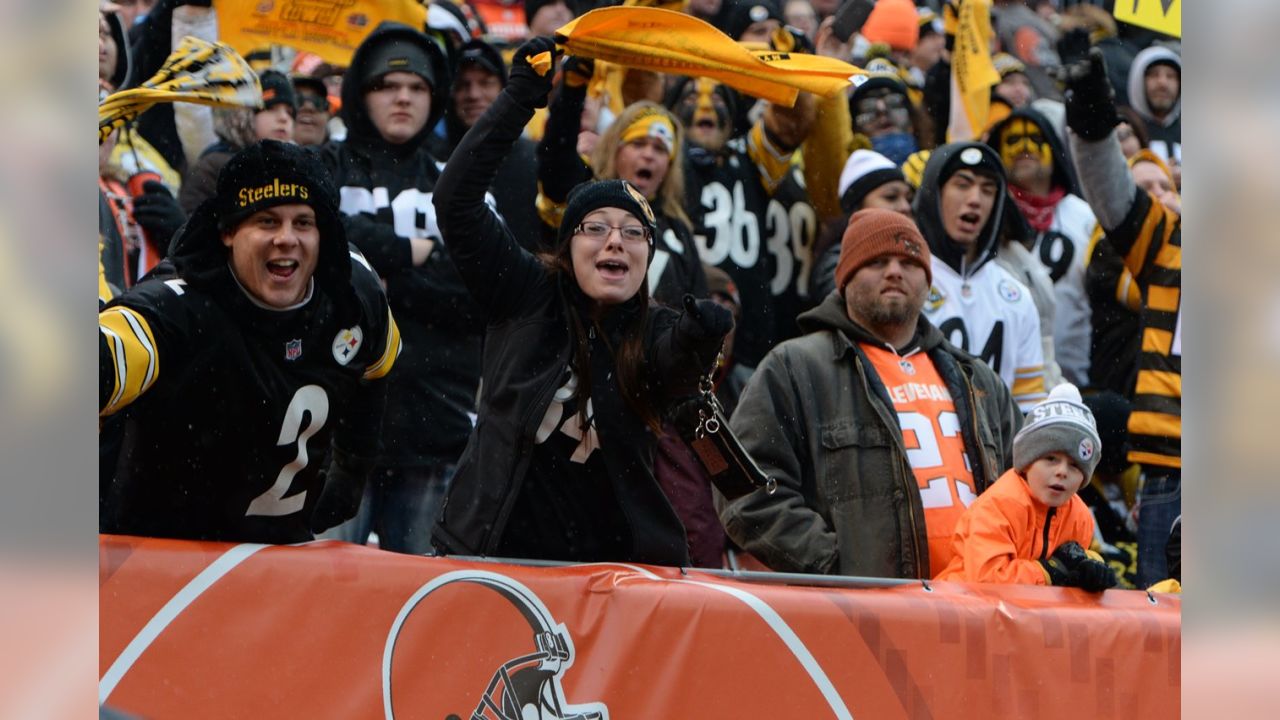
left=430, top=38, right=733, bottom=567
left=537, top=65, right=708, bottom=307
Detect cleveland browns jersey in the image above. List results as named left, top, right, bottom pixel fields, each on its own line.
left=98, top=255, right=400, bottom=543
left=923, top=259, right=1047, bottom=411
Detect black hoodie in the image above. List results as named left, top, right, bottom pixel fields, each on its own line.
left=319, top=22, right=484, bottom=466
left=911, top=141, right=1009, bottom=279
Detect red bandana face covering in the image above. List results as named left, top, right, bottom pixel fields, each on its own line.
left=1009, top=185, right=1066, bottom=233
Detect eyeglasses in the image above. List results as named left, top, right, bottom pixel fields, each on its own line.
left=574, top=221, right=650, bottom=243
left=297, top=93, right=329, bottom=112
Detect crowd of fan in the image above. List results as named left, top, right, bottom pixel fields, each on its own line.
left=98, top=0, right=1181, bottom=593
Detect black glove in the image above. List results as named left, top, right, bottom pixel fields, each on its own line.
left=1041, top=541, right=1117, bottom=592
left=561, top=55, right=595, bottom=89
left=680, top=294, right=735, bottom=340
left=1062, top=47, right=1120, bottom=142
left=308, top=449, right=374, bottom=535
left=1070, top=556, right=1119, bottom=592
left=507, top=36, right=561, bottom=109
left=1056, top=28, right=1091, bottom=66
left=131, top=181, right=186, bottom=249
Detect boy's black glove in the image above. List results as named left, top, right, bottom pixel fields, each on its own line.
left=680, top=294, right=735, bottom=340
left=1041, top=541, right=1118, bottom=592
left=132, top=181, right=186, bottom=249
left=507, top=36, right=561, bottom=109
left=1062, top=47, right=1120, bottom=142
left=308, top=449, right=373, bottom=535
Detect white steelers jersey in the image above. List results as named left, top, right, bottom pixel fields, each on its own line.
left=923, top=258, right=1047, bottom=411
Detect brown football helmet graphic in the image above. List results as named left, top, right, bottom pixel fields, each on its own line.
left=383, top=570, right=609, bottom=720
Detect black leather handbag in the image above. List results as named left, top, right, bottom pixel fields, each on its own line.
left=683, top=354, right=777, bottom=501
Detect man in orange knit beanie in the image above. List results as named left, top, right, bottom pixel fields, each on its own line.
left=834, top=207, right=933, bottom=293
left=721, top=208, right=1019, bottom=579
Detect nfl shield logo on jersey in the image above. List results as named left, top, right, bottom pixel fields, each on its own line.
left=284, top=339, right=302, bottom=361
left=332, top=326, right=364, bottom=365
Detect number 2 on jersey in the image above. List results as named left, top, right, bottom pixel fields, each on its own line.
left=246, top=385, right=330, bottom=517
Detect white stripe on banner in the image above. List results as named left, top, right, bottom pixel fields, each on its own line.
left=582, top=563, right=853, bottom=719
left=99, top=543, right=267, bottom=704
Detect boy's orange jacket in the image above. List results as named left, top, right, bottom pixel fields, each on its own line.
left=936, top=469, right=1094, bottom=584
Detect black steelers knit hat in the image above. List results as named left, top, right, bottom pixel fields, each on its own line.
left=558, top=179, right=659, bottom=260
left=215, top=139, right=341, bottom=235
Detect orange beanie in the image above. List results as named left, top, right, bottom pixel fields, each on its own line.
left=836, top=208, right=932, bottom=292
left=861, top=0, right=919, bottom=52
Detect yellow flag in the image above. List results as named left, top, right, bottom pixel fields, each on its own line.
left=947, top=0, right=999, bottom=142
left=99, top=36, right=261, bottom=145
left=1113, top=0, right=1180, bottom=39
left=553, top=7, right=863, bottom=107
left=216, top=0, right=427, bottom=67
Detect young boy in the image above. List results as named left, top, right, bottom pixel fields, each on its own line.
left=936, top=383, right=1117, bottom=591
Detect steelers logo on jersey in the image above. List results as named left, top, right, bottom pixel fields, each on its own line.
left=925, top=285, right=946, bottom=312
left=997, top=278, right=1022, bottom=303
left=332, top=326, right=364, bottom=365
left=1078, top=437, right=1095, bottom=462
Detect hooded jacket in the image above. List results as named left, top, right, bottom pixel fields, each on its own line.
left=320, top=22, right=484, bottom=465
left=719, top=291, right=1019, bottom=577
left=935, top=468, right=1094, bottom=585
left=99, top=146, right=396, bottom=543
left=912, top=141, right=1008, bottom=279
left=1126, top=46, right=1181, bottom=163
left=430, top=87, right=726, bottom=566
left=101, top=9, right=134, bottom=91
left=985, top=106, right=1081, bottom=198
left=986, top=107, right=1093, bottom=386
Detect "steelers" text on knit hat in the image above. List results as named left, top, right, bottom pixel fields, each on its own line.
left=836, top=208, right=931, bottom=292
left=215, top=139, right=341, bottom=234
left=1013, top=383, right=1103, bottom=478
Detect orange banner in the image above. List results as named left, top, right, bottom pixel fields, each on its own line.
left=216, top=0, right=428, bottom=68
left=100, top=535, right=1180, bottom=719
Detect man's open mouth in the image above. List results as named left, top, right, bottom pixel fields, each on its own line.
left=267, top=259, right=299, bottom=279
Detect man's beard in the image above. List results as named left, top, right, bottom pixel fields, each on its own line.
left=865, top=296, right=920, bottom=327
left=850, top=286, right=925, bottom=331
left=1149, top=93, right=1177, bottom=115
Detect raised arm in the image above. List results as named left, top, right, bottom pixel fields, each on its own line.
left=537, top=56, right=594, bottom=210
left=1064, top=48, right=1138, bottom=234
left=432, top=38, right=562, bottom=319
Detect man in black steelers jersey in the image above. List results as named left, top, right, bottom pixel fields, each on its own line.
left=98, top=140, right=402, bottom=544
